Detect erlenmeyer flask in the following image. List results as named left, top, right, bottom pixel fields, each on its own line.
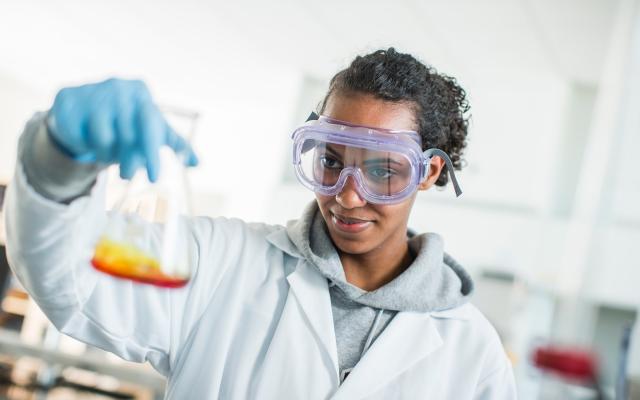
left=91, top=108, right=198, bottom=288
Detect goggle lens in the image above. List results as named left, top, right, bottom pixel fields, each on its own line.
left=299, top=139, right=414, bottom=197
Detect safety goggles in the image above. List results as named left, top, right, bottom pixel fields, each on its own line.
left=291, top=114, right=462, bottom=204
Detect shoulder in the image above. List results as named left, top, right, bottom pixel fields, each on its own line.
left=183, top=216, right=292, bottom=302
left=432, top=302, right=500, bottom=339
left=431, top=303, right=510, bottom=374
left=446, top=304, right=517, bottom=396
left=188, top=215, right=285, bottom=249
left=432, top=302, right=504, bottom=348
left=182, top=216, right=288, bottom=279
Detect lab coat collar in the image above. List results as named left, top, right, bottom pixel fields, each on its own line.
left=266, top=228, right=302, bottom=259
left=429, top=303, right=473, bottom=320
left=286, top=258, right=340, bottom=377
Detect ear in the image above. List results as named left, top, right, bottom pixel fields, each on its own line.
left=417, top=156, right=445, bottom=191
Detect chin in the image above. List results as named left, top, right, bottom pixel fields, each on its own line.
left=326, top=230, right=378, bottom=255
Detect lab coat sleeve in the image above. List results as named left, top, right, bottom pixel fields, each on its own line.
left=3, top=116, right=223, bottom=376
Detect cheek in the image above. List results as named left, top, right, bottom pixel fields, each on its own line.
left=314, top=194, right=335, bottom=217
left=372, top=199, right=415, bottom=226
left=315, top=194, right=332, bottom=208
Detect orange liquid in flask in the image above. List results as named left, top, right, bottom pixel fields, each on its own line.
left=91, top=237, right=188, bottom=288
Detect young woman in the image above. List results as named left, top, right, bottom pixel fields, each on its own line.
left=5, top=48, right=516, bottom=398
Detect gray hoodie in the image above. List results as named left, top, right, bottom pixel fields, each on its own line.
left=286, top=201, right=474, bottom=382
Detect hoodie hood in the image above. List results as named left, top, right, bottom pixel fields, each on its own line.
left=285, top=201, right=473, bottom=313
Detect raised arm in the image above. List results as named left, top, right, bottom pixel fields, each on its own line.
left=4, top=79, right=204, bottom=375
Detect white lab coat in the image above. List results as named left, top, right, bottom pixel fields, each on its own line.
left=5, top=160, right=517, bottom=399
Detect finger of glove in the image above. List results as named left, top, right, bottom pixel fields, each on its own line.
left=165, top=129, right=199, bottom=167
left=50, top=88, right=91, bottom=158
left=184, top=145, right=199, bottom=167
left=114, top=96, right=136, bottom=167
left=119, top=149, right=145, bottom=180
left=87, top=109, right=116, bottom=163
left=137, top=102, right=164, bottom=182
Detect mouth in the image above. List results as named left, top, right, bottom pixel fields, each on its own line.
left=330, top=212, right=373, bottom=233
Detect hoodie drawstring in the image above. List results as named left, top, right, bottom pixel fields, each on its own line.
left=363, top=308, right=385, bottom=354
left=340, top=308, right=385, bottom=384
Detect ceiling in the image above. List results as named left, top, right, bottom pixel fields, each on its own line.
left=0, top=0, right=619, bottom=95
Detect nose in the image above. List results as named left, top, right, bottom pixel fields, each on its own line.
left=335, top=175, right=367, bottom=209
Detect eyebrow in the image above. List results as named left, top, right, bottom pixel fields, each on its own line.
left=323, top=144, right=404, bottom=166
left=323, top=144, right=343, bottom=158
left=362, top=158, right=404, bottom=167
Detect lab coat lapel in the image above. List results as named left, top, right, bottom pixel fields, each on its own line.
left=332, top=311, right=443, bottom=400
left=265, top=229, right=340, bottom=379
left=286, top=258, right=340, bottom=375
left=250, top=258, right=340, bottom=398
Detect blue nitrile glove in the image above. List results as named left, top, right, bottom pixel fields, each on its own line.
left=47, top=78, right=198, bottom=182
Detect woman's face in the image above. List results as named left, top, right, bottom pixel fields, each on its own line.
left=316, top=92, right=444, bottom=256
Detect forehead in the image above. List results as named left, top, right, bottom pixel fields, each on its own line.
left=321, top=143, right=411, bottom=165
left=323, top=92, right=417, bottom=132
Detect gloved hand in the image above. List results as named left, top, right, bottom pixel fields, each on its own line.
left=47, top=78, right=198, bottom=182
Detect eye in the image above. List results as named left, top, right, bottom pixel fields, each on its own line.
left=368, top=167, right=395, bottom=179
left=320, top=155, right=342, bottom=169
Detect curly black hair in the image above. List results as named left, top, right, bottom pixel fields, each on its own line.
left=319, top=48, right=470, bottom=187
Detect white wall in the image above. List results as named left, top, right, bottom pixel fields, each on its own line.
left=0, top=74, right=50, bottom=183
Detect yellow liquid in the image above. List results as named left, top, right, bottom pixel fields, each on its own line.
left=92, top=237, right=188, bottom=288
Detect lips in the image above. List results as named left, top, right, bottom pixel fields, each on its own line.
left=330, top=211, right=372, bottom=233
left=333, top=214, right=369, bottom=224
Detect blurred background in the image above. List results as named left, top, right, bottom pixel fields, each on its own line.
left=0, top=0, right=639, bottom=398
